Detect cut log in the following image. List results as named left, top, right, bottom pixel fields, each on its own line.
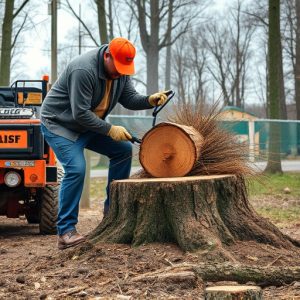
left=89, top=175, right=299, bottom=251
left=205, top=285, right=262, bottom=300
left=139, top=122, right=204, bottom=177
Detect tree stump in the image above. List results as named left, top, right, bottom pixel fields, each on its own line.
left=89, top=175, right=298, bottom=251
left=205, top=285, right=262, bottom=300
left=139, top=122, right=204, bottom=177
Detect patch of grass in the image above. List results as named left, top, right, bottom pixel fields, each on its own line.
left=249, top=172, right=300, bottom=226
left=248, top=172, right=300, bottom=197
left=90, top=178, right=106, bottom=200
left=91, top=165, right=107, bottom=170
left=257, top=207, right=300, bottom=226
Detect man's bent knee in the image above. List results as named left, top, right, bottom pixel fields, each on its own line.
left=123, top=141, right=133, bottom=156
left=65, top=163, right=86, bottom=181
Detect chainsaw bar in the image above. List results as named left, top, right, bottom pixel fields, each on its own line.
left=130, top=90, right=175, bottom=144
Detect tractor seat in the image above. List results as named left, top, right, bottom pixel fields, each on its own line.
left=0, top=88, right=15, bottom=107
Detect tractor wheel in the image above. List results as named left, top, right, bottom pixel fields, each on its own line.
left=39, top=169, right=63, bottom=234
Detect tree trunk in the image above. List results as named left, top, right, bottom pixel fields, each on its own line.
left=95, top=0, right=108, bottom=44
left=279, top=40, right=287, bottom=120
left=265, top=122, right=283, bottom=173
left=89, top=175, right=298, bottom=252
left=164, top=0, right=173, bottom=90
left=296, top=0, right=300, bottom=154
left=265, top=0, right=282, bottom=173
left=146, top=46, right=159, bottom=94
left=135, top=0, right=181, bottom=96
left=235, top=2, right=241, bottom=108
left=165, top=42, right=172, bottom=90
left=0, top=0, right=14, bottom=86
left=108, top=0, right=114, bottom=40
left=296, top=0, right=300, bottom=121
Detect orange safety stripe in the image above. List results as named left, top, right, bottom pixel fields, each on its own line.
left=0, top=119, right=41, bottom=124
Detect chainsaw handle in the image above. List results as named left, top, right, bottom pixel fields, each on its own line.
left=152, top=90, right=175, bottom=116
left=130, top=90, right=175, bottom=143
left=129, top=135, right=142, bottom=144
left=152, top=90, right=175, bottom=127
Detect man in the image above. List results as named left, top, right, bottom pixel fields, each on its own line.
left=41, top=37, right=168, bottom=250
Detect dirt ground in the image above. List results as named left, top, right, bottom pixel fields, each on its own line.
left=0, top=194, right=300, bottom=299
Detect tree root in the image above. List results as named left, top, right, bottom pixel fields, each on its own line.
left=131, top=263, right=300, bottom=287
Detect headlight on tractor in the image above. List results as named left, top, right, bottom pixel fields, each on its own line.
left=4, top=171, right=21, bottom=187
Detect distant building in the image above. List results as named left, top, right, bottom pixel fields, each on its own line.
left=219, top=106, right=259, bottom=158
left=219, top=106, right=258, bottom=121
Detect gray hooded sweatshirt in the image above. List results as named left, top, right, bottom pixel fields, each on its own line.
left=41, top=44, right=152, bottom=141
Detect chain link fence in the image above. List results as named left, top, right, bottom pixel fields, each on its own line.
left=90, top=115, right=300, bottom=168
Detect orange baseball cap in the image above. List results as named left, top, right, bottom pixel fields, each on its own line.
left=109, top=37, right=136, bottom=75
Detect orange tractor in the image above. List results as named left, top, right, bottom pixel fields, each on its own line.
left=0, top=76, right=61, bottom=234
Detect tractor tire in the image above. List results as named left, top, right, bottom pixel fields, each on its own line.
left=39, top=169, right=63, bottom=235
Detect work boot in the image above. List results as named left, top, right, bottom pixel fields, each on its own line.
left=57, top=229, right=85, bottom=250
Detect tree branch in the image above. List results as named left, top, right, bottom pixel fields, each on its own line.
left=11, top=13, right=28, bottom=48
left=66, top=0, right=99, bottom=47
left=13, top=0, right=29, bottom=19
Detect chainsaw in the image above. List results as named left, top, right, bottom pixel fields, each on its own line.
left=130, top=90, right=175, bottom=144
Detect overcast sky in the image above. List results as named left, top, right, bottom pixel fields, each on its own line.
left=21, top=0, right=228, bottom=80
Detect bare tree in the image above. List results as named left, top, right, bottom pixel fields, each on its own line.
left=296, top=0, right=300, bottom=120
left=189, top=36, right=207, bottom=108
left=0, top=0, right=29, bottom=85
left=128, top=0, right=198, bottom=94
left=173, top=36, right=189, bottom=104
left=172, top=31, right=208, bottom=108
left=95, top=0, right=108, bottom=44
left=164, top=0, right=174, bottom=90
left=229, top=0, right=255, bottom=108
left=282, top=0, right=300, bottom=120
left=202, top=21, right=233, bottom=106
left=248, top=0, right=287, bottom=119
left=202, top=0, right=255, bottom=108
left=264, top=0, right=283, bottom=173
left=65, top=0, right=100, bottom=47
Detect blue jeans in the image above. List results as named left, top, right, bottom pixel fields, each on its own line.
left=41, top=124, right=132, bottom=235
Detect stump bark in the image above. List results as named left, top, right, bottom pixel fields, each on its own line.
left=89, top=175, right=298, bottom=251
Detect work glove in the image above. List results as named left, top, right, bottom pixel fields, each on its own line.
left=148, top=91, right=168, bottom=107
left=107, top=125, right=132, bottom=142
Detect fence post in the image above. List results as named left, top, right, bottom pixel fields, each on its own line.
left=80, top=149, right=91, bottom=208
left=290, top=122, right=298, bottom=156
left=249, top=120, right=255, bottom=162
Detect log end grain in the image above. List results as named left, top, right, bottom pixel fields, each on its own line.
left=139, top=122, right=204, bottom=177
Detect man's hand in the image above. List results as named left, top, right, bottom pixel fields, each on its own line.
left=148, top=91, right=169, bottom=107
left=108, top=125, right=132, bottom=141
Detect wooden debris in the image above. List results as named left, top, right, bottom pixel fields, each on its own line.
left=132, top=270, right=196, bottom=284
left=205, top=285, right=262, bottom=300
left=59, top=285, right=88, bottom=296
